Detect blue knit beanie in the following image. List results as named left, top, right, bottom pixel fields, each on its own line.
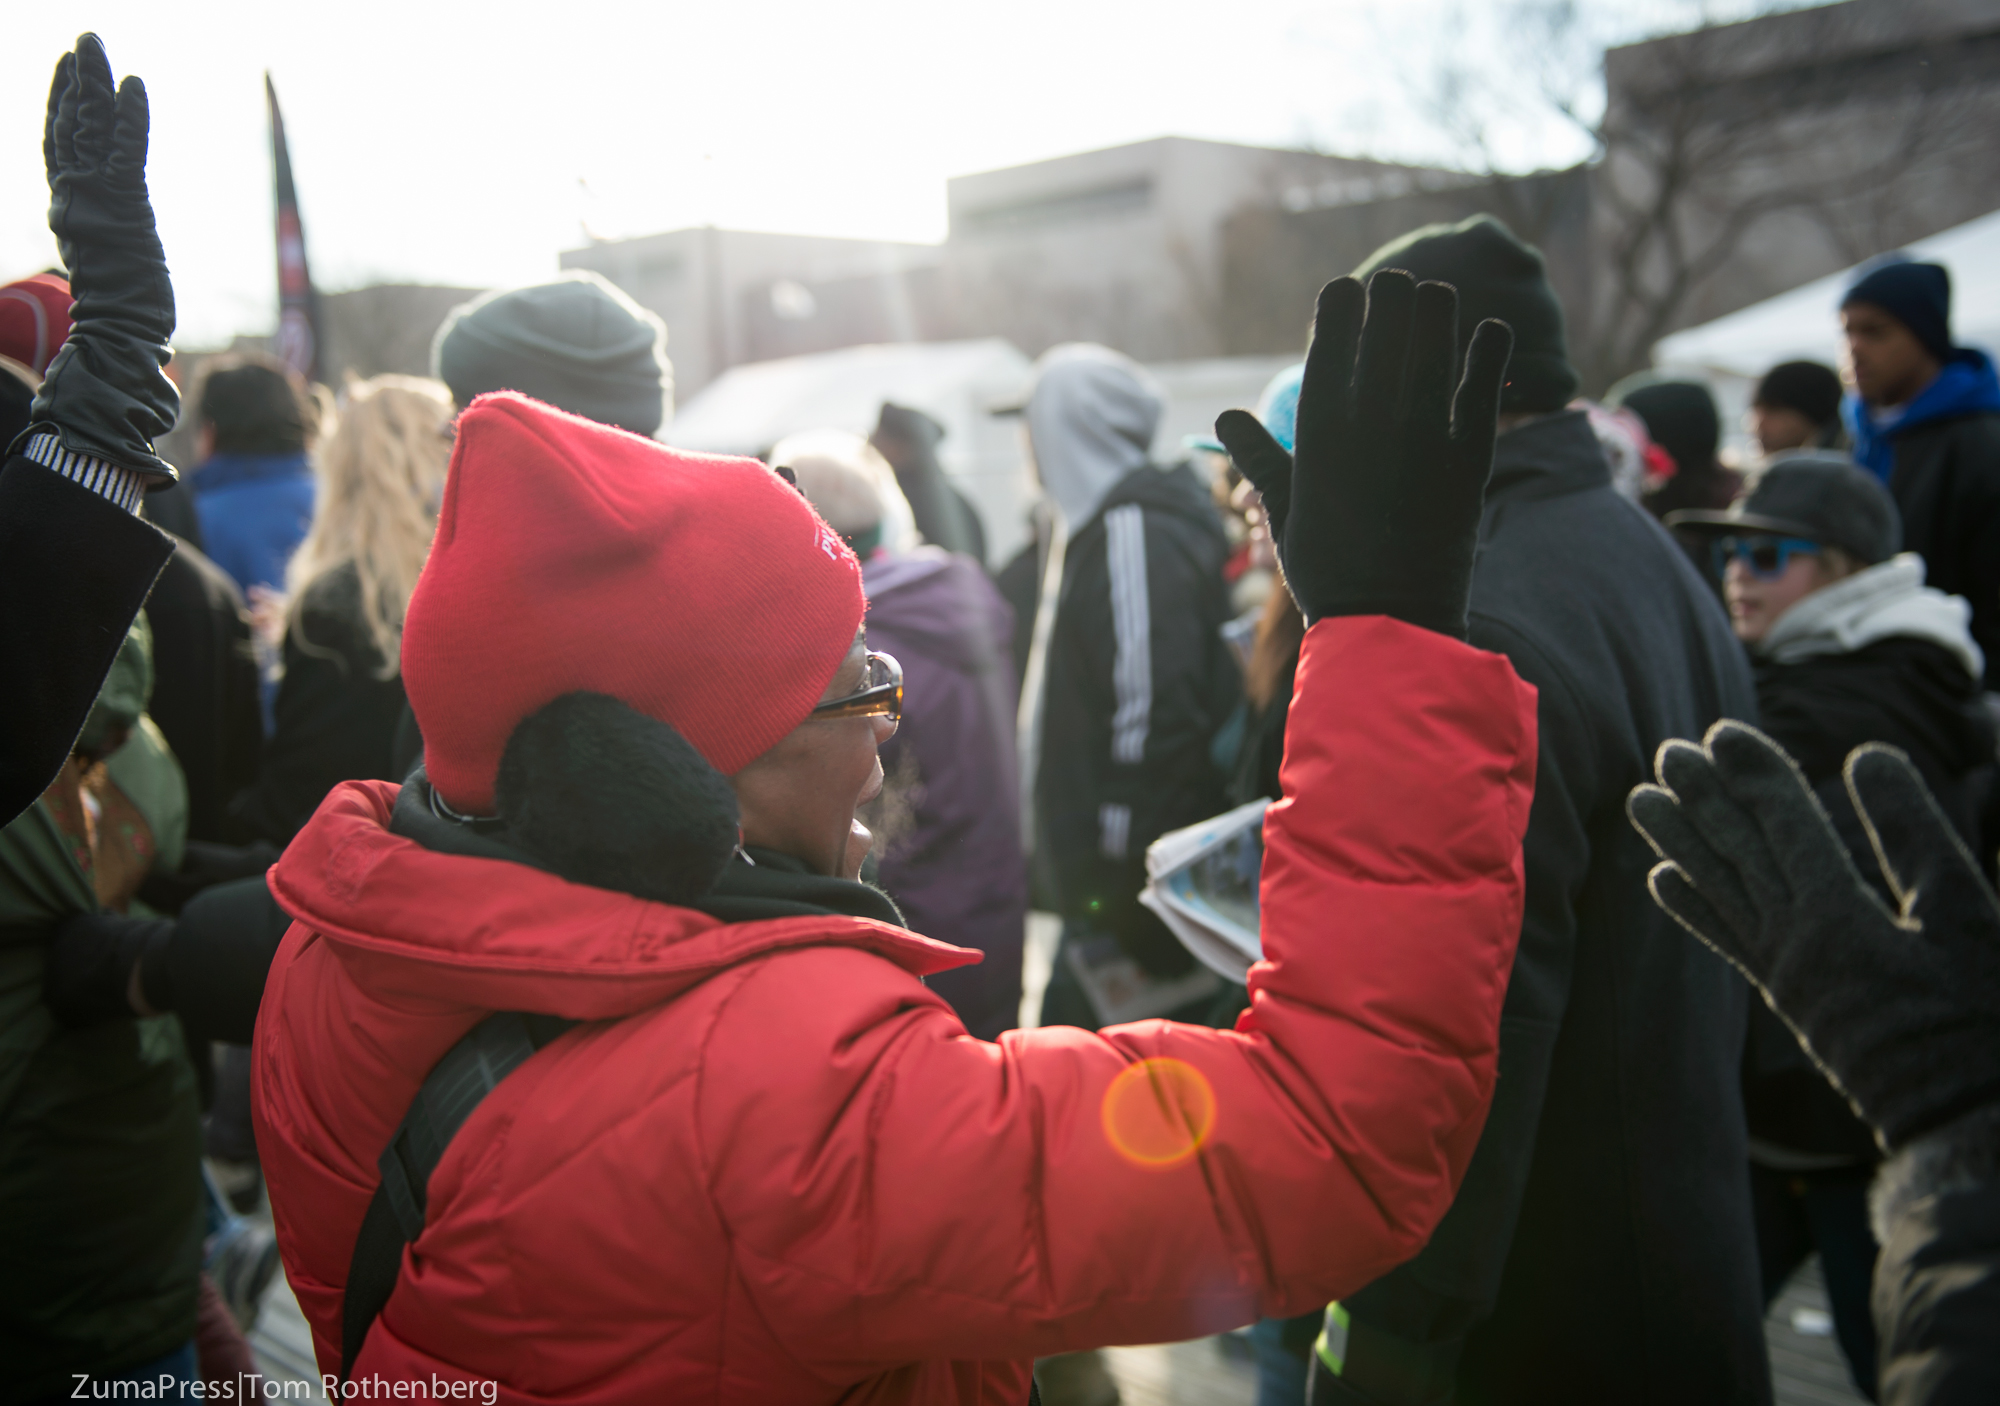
left=1842, top=260, right=1951, bottom=363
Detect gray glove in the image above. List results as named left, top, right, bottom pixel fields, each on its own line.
left=20, top=35, right=179, bottom=480
left=1627, top=720, right=2000, bottom=1150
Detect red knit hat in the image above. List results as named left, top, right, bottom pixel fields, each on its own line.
left=0, top=274, right=73, bottom=375
left=402, top=392, right=865, bottom=812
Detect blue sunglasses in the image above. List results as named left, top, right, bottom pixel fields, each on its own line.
left=1712, top=535, right=1821, bottom=580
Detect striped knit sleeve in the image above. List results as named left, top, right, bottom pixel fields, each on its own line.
left=22, top=431, right=148, bottom=515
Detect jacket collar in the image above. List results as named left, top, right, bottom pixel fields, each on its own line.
left=269, top=780, right=980, bottom=1023
left=1486, top=409, right=1611, bottom=505
left=191, top=450, right=313, bottom=496
left=1759, top=552, right=1984, bottom=679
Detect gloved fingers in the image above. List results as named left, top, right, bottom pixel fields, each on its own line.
left=1646, top=860, right=1750, bottom=969
left=1403, top=280, right=1460, bottom=432
left=71, top=35, right=117, bottom=171
left=1845, top=742, right=2000, bottom=937
left=1352, top=269, right=1418, bottom=418
left=1215, top=409, right=1293, bottom=542
left=1656, top=731, right=1801, bottom=909
left=1628, top=782, right=1760, bottom=941
left=1452, top=318, right=1513, bottom=448
left=44, top=52, right=73, bottom=184
left=1294, top=277, right=1365, bottom=458
left=1704, top=721, right=1860, bottom=899
left=52, top=51, right=84, bottom=179
left=110, top=76, right=151, bottom=184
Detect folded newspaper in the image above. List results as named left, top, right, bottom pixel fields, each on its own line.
left=1139, top=798, right=1270, bottom=984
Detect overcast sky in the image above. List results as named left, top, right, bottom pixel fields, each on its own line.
left=5, top=0, right=1786, bottom=346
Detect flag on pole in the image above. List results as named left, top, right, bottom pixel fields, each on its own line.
left=266, top=74, right=322, bottom=382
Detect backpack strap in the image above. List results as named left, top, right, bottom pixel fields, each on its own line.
left=339, top=1010, right=577, bottom=1381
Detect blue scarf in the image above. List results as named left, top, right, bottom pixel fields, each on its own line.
left=1844, top=348, right=2000, bottom=483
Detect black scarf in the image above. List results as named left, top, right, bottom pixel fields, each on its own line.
left=388, top=768, right=903, bottom=928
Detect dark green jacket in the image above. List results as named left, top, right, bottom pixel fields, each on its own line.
left=0, top=745, right=202, bottom=1396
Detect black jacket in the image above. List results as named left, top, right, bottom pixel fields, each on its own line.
left=1746, top=636, right=1996, bottom=1166
left=228, top=563, right=410, bottom=847
left=1034, top=463, right=1237, bottom=974
left=143, top=535, right=263, bottom=844
left=1871, top=1107, right=2000, bottom=1406
left=1324, top=411, right=1769, bottom=1405
left=0, top=457, right=173, bottom=825
left=1889, top=411, right=2000, bottom=687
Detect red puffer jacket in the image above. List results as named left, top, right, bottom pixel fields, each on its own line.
left=253, top=614, right=1536, bottom=1402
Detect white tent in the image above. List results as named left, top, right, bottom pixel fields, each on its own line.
left=667, top=340, right=1037, bottom=564
left=1656, top=208, right=2000, bottom=376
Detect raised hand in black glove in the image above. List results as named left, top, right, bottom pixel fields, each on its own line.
left=21, top=34, right=179, bottom=481
left=1214, top=270, right=1513, bottom=639
left=1627, top=721, right=2000, bottom=1150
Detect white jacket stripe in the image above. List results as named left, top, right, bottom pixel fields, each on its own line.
left=1105, top=504, right=1152, bottom=766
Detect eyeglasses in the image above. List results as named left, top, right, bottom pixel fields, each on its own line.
left=1712, top=535, right=1821, bottom=580
left=810, top=650, right=902, bottom=726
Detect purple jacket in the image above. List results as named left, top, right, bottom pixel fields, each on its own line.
left=863, top=548, right=1026, bottom=1038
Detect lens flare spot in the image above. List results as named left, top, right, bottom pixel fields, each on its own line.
left=1101, top=1058, right=1217, bottom=1168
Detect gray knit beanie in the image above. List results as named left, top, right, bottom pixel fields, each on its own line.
left=432, top=271, right=672, bottom=436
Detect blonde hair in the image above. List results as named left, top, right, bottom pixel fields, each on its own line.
left=284, top=375, right=455, bottom=678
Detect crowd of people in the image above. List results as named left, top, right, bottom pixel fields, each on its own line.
left=4, top=32, right=2000, bottom=1406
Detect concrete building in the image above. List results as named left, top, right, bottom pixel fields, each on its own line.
left=308, top=1, right=2000, bottom=408
left=562, top=139, right=1451, bottom=396
left=561, top=228, right=937, bottom=397
left=319, top=283, right=487, bottom=382
left=1217, top=165, right=1595, bottom=363
left=935, top=137, right=1443, bottom=364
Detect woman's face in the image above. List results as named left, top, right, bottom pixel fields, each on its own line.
left=730, top=636, right=891, bottom=879
left=1725, top=551, right=1833, bottom=643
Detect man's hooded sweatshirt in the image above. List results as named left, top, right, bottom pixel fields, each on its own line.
left=1744, top=554, right=1997, bottom=1166
left=1845, top=348, right=2000, bottom=686
left=1328, top=411, right=1769, bottom=1406
left=250, top=392, right=1542, bottom=1404
left=1026, top=346, right=1240, bottom=979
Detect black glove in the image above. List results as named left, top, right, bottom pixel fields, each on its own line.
left=20, top=35, right=179, bottom=481
left=137, top=838, right=281, bottom=916
left=1215, top=271, right=1512, bottom=638
left=1627, top=722, right=2000, bottom=1150
left=42, top=909, right=174, bottom=1026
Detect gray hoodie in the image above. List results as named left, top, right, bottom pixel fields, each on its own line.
left=1024, top=344, right=1165, bottom=531
left=1760, top=553, right=1984, bottom=681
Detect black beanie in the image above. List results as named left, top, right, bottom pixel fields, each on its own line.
left=1752, top=360, right=1843, bottom=427
left=1842, top=261, right=1951, bottom=363
left=1352, top=214, right=1577, bottom=413
left=1609, top=377, right=1719, bottom=476
left=433, top=272, right=672, bottom=437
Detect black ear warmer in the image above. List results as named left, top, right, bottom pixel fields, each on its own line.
left=495, top=692, right=740, bottom=906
